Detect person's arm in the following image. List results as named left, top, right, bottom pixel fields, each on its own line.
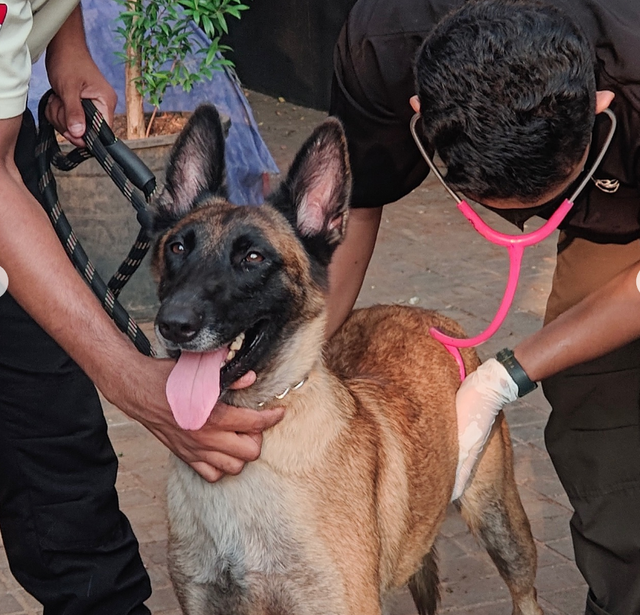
left=451, top=259, right=640, bottom=499
left=0, top=7, right=282, bottom=483
left=514, top=262, right=640, bottom=379
left=325, top=206, right=383, bottom=338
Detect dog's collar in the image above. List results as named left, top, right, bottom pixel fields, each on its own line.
left=257, top=377, right=307, bottom=408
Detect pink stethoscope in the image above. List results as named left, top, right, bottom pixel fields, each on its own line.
left=409, top=108, right=617, bottom=379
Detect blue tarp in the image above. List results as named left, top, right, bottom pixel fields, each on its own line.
left=27, top=0, right=279, bottom=205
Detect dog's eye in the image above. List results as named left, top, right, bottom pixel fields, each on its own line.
left=244, top=251, right=264, bottom=264
left=169, top=241, right=185, bottom=255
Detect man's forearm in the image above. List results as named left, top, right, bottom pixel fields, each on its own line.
left=45, top=4, right=89, bottom=69
left=325, top=206, right=382, bottom=338
left=515, top=261, right=640, bottom=381
left=0, top=119, right=139, bottom=397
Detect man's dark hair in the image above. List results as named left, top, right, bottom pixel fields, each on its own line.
left=415, top=0, right=596, bottom=203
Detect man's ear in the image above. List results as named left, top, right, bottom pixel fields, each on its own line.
left=152, top=104, right=227, bottom=232
left=596, top=90, right=615, bottom=114
left=410, top=95, right=421, bottom=114
left=269, top=117, right=351, bottom=266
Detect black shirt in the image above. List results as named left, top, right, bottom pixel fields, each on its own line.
left=330, top=0, right=640, bottom=243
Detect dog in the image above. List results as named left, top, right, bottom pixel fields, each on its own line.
left=150, top=104, right=543, bottom=615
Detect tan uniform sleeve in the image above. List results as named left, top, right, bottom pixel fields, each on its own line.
left=0, top=1, right=32, bottom=119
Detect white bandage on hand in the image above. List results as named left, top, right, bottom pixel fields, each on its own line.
left=451, top=358, right=519, bottom=501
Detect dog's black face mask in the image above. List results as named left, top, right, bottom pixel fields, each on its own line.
left=149, top=104, right=351, bottom=426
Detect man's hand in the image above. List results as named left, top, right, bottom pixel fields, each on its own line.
left=452, top=358, right=519, bottom=500
left=44, top=6, right=117, bottom=146
left=106, top=358, right=285, bottom=483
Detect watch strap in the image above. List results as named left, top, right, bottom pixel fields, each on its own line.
left=495, top=348, right=538, bottom=397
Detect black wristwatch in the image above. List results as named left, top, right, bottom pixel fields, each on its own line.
left=495, top=348, right=538, bottom=397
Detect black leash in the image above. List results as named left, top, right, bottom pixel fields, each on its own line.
left=35, top=90, right=156, bottom=356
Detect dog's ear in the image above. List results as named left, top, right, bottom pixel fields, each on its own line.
left=272, top=118, right=351, bottom=265
left=153, top=104, right=227, bottom=231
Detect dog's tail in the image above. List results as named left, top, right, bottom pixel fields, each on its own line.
left=407, top=548, right=440, bottom=615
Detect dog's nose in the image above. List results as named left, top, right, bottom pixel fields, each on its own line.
left=156, top=305, right=203, bottom=345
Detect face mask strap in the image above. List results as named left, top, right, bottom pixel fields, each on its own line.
left=410, top=108, right=617, bottom=378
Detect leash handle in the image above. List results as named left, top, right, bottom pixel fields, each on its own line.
left=80, top=99, right=156, bottom=199
left=35, top=90, right=155, bottom=357
left=105, top=139, right=157, bottom=197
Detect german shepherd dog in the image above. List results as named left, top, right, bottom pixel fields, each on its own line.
left=150, top=105, right=543, bottom=615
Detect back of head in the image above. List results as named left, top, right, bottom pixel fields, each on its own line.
left=415, top=0, right=596, bottom=203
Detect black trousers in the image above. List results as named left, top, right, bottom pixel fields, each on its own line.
left=0, top=112, right=151, bottom=614
left=543, top=339, right=640, bottom=615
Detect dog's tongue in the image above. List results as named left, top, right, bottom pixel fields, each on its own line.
left=166, top=348, right=228, bottom=430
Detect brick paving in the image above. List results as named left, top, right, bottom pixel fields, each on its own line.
left=0, top=91, right=588, bottom=613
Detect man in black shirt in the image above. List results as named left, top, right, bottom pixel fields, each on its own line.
left=327, top=1, right=640, bottom=613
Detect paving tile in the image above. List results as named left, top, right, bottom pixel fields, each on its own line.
left=535, top=541, right=573, bottom=568
left=541, top=587, right=588, bottom=614
left=525, top=475, right=573, bottom=502
left=449, top=531, right=497, bottom=560
left=140, top=540, right=172, bottom=566
left=119, top=486, right=162, bottom=509
left=0, top=593, right=23, bottom=615
left=520, top=495, right=573, bottom=525
left=126, top=503, right=170, bottom=545
left=546, top=536, right=578, bottom=561
left=535, top=562, right=589, bottom=593
left=440, top=602, right=513, bottom=615
left=6, top=588, right=39, bottom=615
left=144, top=586, right=181, bottom=614
left=438, top=506, right=470, bottom=538
left=510, top=422, right=548, bottom=449
left=536, top=597, right=569, bottom=615
left=439, top=554, right=502, bottom=587
left=386, top=587, right=419, bottom=615
left=440, top=571, right=512, bottom=607
left=503, top=403, right=549, bottom=428
left=528, top=514, right=576, bottom=544
left=434, top=536, right=467, bottom=560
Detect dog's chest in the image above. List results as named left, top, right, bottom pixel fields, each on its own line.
left=168, top=459, right=346, bottom=614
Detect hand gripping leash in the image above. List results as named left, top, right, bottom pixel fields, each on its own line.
left=35, top=90, right=156, bottom=356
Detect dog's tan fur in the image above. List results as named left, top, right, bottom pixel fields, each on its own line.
left=154, top=106, right=542, bottom=615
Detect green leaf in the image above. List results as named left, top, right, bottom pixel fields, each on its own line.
left=217, top=12, right=228, bottom=33
left=205, top=45, right=218, bottom=65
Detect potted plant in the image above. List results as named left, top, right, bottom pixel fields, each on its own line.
left=55, top=0, right=249, bottom=320
left=116, top=0, right=248, bottom=139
